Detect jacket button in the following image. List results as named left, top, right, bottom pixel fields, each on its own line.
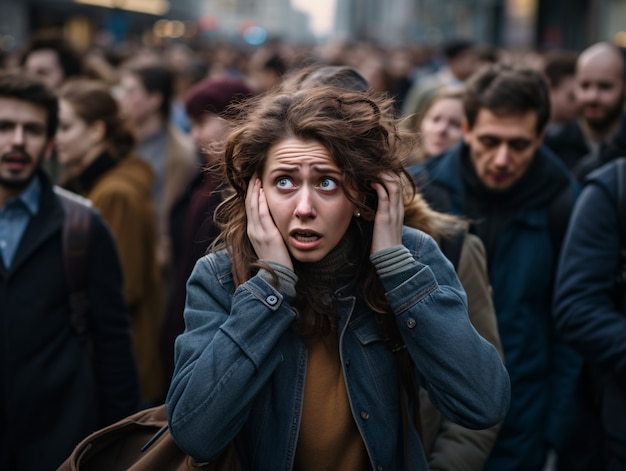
left=407, top=318, right=416, bottom=328
left=266, top=295, right=278, bottom=306
left=360, top=411, right=369, bottom=420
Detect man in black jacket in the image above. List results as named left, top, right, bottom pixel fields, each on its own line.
left=0, top=71, right=139, bottom=470
left=544, top=42, right=626, bottom=181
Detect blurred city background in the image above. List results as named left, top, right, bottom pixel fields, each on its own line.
left=0, top=0, right=622, bottom=55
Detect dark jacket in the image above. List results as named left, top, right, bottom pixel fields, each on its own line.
left=161, top=167, right=222, bottom=383
left=554, top=158, right=626, bottom=468
left=0, top=170, right=139, bottom=471
left=410, top=144, right=582, bottom=471
left=543, top=116, right=626, bottom=181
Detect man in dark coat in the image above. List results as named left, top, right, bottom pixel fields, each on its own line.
left=0, top=71, right=139, bottom=470
left=544, top=42, right=626, bottom=181
left=554, top=158, right=626, bottom=470
left=410, top=64, right=581, bottom=471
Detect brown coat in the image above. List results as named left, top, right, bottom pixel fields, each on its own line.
left=420, top=233, right=504, bottom=471
left=85, top=156, right=165, bottom=401
left=404, top=192, right=503, bottom=470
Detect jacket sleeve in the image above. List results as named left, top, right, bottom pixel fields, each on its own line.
left=373, top=229, right=510, bottom=430
left=87, top=211, right=140, bottom=426
left=554, top=179, right=626, bottom=381
left=166, top=254, right=298, bottom=461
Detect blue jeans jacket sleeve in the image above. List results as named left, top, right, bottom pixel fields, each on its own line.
left=385, top=229, right=511, bottom=429
left=166, top=252, right=298, bottom=461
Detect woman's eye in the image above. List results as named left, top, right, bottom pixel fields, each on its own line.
left=276, top=177, right=294, bottom=189
left=319, top=178, right=338, bottom=190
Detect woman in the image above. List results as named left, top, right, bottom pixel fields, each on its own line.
left=165, top=85, right=510, bottom=470
left=56, top=78, right=164, bottom=404
left=405, top=87, right=465, bottom=166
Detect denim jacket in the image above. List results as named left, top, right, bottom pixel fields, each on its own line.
left=166, top=226, right=510, bottom=471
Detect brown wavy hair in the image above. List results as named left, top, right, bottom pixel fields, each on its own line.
left=212, top=85, right=459, bottom=334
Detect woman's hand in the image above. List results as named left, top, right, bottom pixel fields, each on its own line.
left=371, top=171, right=405, bottom=254
left=246, top=176, right=293, bottom=270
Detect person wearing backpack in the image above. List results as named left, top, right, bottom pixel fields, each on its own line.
left=0, top=70, right=139, bottom=471
left=554, top=157, right=626, bottom=470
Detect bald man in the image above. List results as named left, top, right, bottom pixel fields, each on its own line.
left=545, top=42, right=626, bottom=180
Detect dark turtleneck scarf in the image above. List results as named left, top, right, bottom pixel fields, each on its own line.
left=61, top=152, right=119, bottom=195
left=292, top=226, right=363, bottom=337
left=458, top=145, right=570, bottom=267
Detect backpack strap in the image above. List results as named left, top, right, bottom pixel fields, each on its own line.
left=54, top=186, right=94, bottom=353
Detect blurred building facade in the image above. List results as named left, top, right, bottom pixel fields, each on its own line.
left=1, top=0, right=625, bottom=59
left=0, top=0, right=315, bottom=56
left=334, top=0, right=626, bottom=51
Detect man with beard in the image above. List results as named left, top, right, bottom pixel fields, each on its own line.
left=0, top=71, right=139, bottom=470
left=544, top=42, right=626, bottom=181
left=410, top=63, right=581, bottom=471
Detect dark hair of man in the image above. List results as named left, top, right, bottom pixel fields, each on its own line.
left=442, top=38, right=475, bottom=60
left=19, top=30, right=83, bottom=80
left=463, top=63, right=551, bottom=134
left=122, top=57, right=174, bottom=120
left=543, top=50, right=578, bottom=88
left=0, top=71, right=58, bottom=137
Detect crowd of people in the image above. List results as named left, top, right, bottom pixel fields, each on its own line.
left=0, top=27, right=625, bottom=471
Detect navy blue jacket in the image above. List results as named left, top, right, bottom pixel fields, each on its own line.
left=411, top=144, right=582, bottom=471
left=554, top=158, right=626, bottom=467
left=554, top=158, right=626, bottom=378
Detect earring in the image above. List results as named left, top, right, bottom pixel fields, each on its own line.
left=354, top=211, right=361, bottom=218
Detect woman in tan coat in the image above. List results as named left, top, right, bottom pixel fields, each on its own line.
left=56, top=78, right=164, bottom=403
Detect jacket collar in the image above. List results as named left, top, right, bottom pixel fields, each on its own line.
left=6, top=169, right=64, bottom=277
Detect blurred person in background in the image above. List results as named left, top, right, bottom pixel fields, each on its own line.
left=247, top=48, right=288, bottom=94
left=164, top=43, right=209, bottom=134
left=554, top=157, right=626, bottom=471
left=402, top=39, right=484, bottom=130
left=19, top=29, right=85, bottom=181
left=18, top=29, right=83, bottom=91
left=117, top=55, right=197, bottom=297
left=541, top=50, right=579, bottom=137
left=544, top=42, right=626, bottom=180
left=161, top=76, right=254, bottom=383
left=411, top=63, right=582, bottom=471
left=0, top=70, right=138, bottom=471
left=404, top=87, right=465, bottom=165
left=56, top=78, right=165, bottom=405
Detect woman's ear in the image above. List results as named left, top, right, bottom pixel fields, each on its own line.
left=88, top=120, right=106, bottom=144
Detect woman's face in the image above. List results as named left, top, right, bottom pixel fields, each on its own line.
left=261, top=137, right=358, bottom=263
left=56, top=100, right=98, bottom=167
left=420, top=97, right=464, bottom=157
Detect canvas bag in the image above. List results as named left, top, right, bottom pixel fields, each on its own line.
left=57, top=404, right=241, bottom=471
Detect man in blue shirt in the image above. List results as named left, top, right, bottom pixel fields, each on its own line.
left=0, top=70, right=139, bottom=471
